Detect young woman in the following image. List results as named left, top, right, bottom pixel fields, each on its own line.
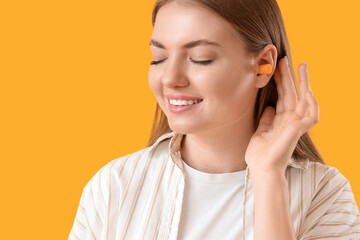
left=69, top=0, right=360, bottom=239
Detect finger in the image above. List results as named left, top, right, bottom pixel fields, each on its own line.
left=298, top=63, right=310, bottom=101
left=273, top=67, right=284, bottom=113
left=300, top=90, right=319, bottom=133
left=256, top=106, right=276, bottom=134
left=279, top=57, right=297, bottom=111
left=296, top=100, right=308, bottom=119
left=296, top=63, right=311, bottom=117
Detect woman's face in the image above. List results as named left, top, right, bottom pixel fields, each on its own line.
left=148, top=2, right=259, bottom=134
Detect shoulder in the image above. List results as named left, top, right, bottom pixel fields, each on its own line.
left=296, top=162, right=360, bottom=238
left=286, top=159, right=349, bottom=196
left=286, top=160, right=360, bottom=238
left=305, top=161, right=352, bottom=210
left=286, top=159, right=352, bottom=217
left=306, top=161, right=349, bottom=194
left=82, top=132, right=174, bottom=200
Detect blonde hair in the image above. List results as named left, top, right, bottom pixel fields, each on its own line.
left=147, top=0, right=325, bottom=165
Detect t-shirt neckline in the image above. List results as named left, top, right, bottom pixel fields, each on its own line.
left=182, top=159, right=247, bottom=185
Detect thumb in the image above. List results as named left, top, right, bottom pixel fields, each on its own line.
left=256, top=106, right=276, bottom=134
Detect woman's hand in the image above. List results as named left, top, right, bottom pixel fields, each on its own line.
left=245, top=56, right=319, bottom=177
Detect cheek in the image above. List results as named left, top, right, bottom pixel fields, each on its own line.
left=200, top=65, right=256, bottom=120
left=148, top=69, right=168, bottom=112
left=148, top=69, right=161, bottom=96
left=199, top=62, right=253, bottom=100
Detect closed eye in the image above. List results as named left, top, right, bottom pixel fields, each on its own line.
left=150, top=59, right=213, bottom=66
left=191, top=59, right=213, bottom=65
left=150, top=59, right=165, bottom=65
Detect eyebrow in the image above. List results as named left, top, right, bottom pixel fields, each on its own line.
left=149, top=39, right=222, bottom=49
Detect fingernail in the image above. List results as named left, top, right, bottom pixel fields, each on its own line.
left=304, top=62, right=308, bottom=71
left=285, top=56, right=289, bottom=66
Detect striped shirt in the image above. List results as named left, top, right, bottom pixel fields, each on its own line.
left=69, top=131, right=360, bottom=240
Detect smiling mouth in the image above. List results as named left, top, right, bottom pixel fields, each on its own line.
left=169, top=99, right=204, bottom=106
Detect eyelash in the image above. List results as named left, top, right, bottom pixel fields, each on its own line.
left=150, top=59, right=213, bottom=66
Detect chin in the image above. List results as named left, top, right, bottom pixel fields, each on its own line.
left=168, top=118, right=209, bottom=135
left=167, top=120, right=195, bottom=135
left=168, top=123, right=189, bottom=135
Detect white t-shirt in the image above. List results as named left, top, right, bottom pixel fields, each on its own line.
left=178, top=160, right=247, bottom=240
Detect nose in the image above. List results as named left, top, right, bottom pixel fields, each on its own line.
left=161, top=57, right=190, bottom=88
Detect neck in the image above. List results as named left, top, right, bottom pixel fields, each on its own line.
left=180, top=118, right=255, bottom=174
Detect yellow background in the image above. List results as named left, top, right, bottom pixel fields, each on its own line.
left=1, top=0, right=359, bottom=239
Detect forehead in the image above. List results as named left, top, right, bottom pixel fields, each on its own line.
left=152, top=2, right=244, bottom=50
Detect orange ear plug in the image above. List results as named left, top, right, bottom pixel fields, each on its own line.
left=259, top=64, right=272, bottom=74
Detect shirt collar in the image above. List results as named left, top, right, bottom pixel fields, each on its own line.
left=151, top=131, right=309, bottom=171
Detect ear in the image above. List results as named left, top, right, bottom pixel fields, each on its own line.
left=254, top=44, right=277, bottom=89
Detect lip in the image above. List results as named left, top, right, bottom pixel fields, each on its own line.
left=165, top=94, right=203, bottom=101
left=167, top=98, right=203, bottom=114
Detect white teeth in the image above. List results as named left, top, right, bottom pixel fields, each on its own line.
left=169, top=99, right=203, bottom=106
